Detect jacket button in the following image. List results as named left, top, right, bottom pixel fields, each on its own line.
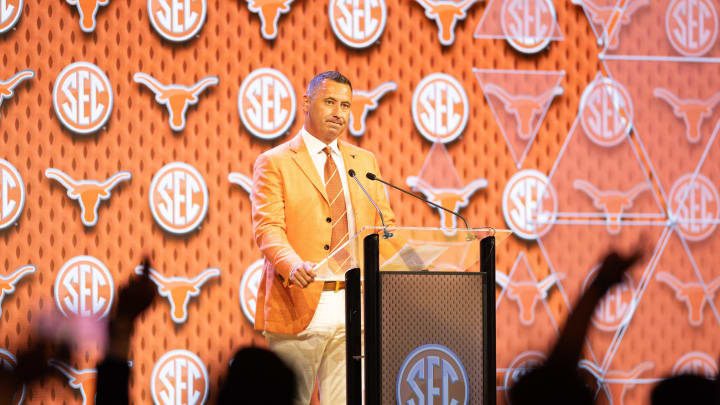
left=326, top=217, right=332, bottom=223
left=324, top=244, right=330, bottom=250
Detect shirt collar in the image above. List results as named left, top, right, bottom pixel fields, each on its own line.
left=301, top=127, right=341, bottom=157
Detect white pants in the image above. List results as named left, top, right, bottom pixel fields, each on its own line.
left=265, top=290, right=346, bottom=405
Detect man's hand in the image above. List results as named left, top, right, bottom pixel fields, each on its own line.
left=116, top=257, right=157, bottom=322
left=592, top=249, right=643, bottom=292
left=290, top=261, right=317, bottom=288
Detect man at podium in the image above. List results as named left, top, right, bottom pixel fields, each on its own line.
left=251, top=71, right=396, bottom=405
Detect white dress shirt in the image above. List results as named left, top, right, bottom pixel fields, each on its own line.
left=300, top=127, right=356, bottom=238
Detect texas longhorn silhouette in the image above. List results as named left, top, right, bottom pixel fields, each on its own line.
left=580, top=360, right=654, bottom=405
left=349, top=82, right=397, bottom=136
left=496, top=270, right=564, bottom=325
left=45, top=168, right=131, bottom=227
left=228, top=172, right=253, bottom=195
left=415, top=0, right=478, bottom=46
left=653, top=88, right=720, bottom=143
left=0, top=70, right=34, bottom=108
left=66, top=0, right=109, bottom=32
left=574, top=180, right=649, bottom=234
left=247, top=0, right=294, bottom=40
left=134, top=73, right=219, bottom=131
left=406, top=175, right=487, bottom=229
left=572, top=0, right=649, bottom=48
left=0, top=265, right=35, bottom=316
left=482, top=82, right=564, bottom=139
left=657, top=271, right=720, bottom=326
left=49, top=359, right=97, bottom=405
left=135, top=266, right=221, bottom=324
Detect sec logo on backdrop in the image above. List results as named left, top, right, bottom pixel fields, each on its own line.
left=669, top=173, right=719, bottom=241
left=501, top=0, right=558, bottom=53
left=412, top=73, right=469, bottom=143
left=239, top=259, right=264, bottom=325
left=0, top=0, right=22, bottom=33
left=502, top=169, right=557, bottom=240
left=54, top=256, right=114, bottom=319
left=396, top=344, right=469, bottom=405
left=0, top=159, right=25, bottom=230
left=53, top=62, right=113, bottom=135
left=238, top=68, right=296, bottom=140
left=666, top=0, right=718, bottom=56
left=579, top=77, right=633, bottom=147
left=148, top=0, right=207, bottom=42
left=149, top=162, right=209, bottom=235
left=152, top=350, right=209, bottom=405
left=329, top=0, right=387, bottom=48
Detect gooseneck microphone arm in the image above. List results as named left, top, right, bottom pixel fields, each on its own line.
left=348, top=170, right=393, bottom=239
left=365, top=172, right=473, bottom=232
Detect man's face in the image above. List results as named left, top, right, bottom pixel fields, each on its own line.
left=303, top=79, right=352, bottom=144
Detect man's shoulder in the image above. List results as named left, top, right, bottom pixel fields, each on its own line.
left=340, top=140, right=377, bottom=160
left=256, top=137, right=297, bottom=162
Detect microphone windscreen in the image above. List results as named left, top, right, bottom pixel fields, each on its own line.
left=366, top=172, right=376, bottom=180
left=348, top=169, right=356, bottom=177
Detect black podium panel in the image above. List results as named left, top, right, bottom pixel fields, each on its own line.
left=379, top=272, right=486, bottom=405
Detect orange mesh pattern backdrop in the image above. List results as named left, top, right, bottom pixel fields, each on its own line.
left=1, top=0, right=719, bottom=404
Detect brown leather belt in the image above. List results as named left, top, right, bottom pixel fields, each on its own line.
left=322, top=281, right=345, bottom=292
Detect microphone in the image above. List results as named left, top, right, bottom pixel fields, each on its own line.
left=348, top=169, right=393, bottom=239
left=365, top=172, right=475, bottom=239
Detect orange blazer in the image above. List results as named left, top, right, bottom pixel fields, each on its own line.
left=251, top=134, right=396, bottom=334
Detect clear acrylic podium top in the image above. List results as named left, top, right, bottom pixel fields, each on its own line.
left=313, top=226, right=513, bottom=281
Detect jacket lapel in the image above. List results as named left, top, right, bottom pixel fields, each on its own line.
left=289, top=134, right=329, bottom=203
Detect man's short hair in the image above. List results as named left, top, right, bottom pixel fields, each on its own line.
left=307, top=71, right=352, bottom=95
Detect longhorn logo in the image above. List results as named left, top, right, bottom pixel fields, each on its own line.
left=572, top=0, right=649, bottom=49
left=52, top=62, right=113, bottom=135
left=49, top=359, right=97, bottom=405
left=237, top=68, right=296, bottom=140
left=579, top=77, right=633, bottom=147
left=228, top=172, right=252, bottom=194
left=239, top=260, right=263, bottom=325
left=0, top=70, right=33, bottom=109
left=328, top=0, right=387, bottom=49
left=54, top=256, right=114, bottom=319
left=669, top=173, right=719, bottom=241
left=666, top=0, right=719, bottom=56
left=580, top=360, right=654, bottom=405
left=0, top=349, right=25, bottom=405
left=0, top=158, right=25, bottom=230
left=0, top=265, right=35, bottom=316
left=134, top=73, right=218, bottom=131
left=573, top=180, right=649, bottom=234
left=45, top=168, right=131, bottom=227
left=672, top=352, right=718, bottom=377
left=496, top=270, right=563, bottom=325
left=151, top=350, right=209, bottom=405
left=653, top=88, right=720, bottom=143
left=349, top=81, right=397, bottom=136
left=501, top=0, right=558, bottom=53
left=0, top=0, right=23, bottom=33
left=415, top=0, right=478, bottom=46
left=412, top=73, right=469, bottom=143
left=136, top=265, right=220, bottom=324
left=502, top=169, right=557, bottom=240
left=406, top=176, right=487, bottom=234
left=65, top=0, right=108, bottom=32
left=482, top=83, right=563, bottom=139
left=246, top=0, right=293, bottom=40
left=148, top=0, right=207, bottom=42
left=149, top=162, right=209, bottom=234
left=657, top=271, right=720, bottom=326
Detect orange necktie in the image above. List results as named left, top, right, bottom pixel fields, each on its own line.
left=323, top=147, right=350, bottom=268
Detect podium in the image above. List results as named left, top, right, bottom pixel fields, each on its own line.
left=313, top=227, right=511, bottom=405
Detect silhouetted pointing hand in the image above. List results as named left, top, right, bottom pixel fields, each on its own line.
left=116, top=257, right=157, bottom=322
left=592, top=249, right=643, bottom=292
